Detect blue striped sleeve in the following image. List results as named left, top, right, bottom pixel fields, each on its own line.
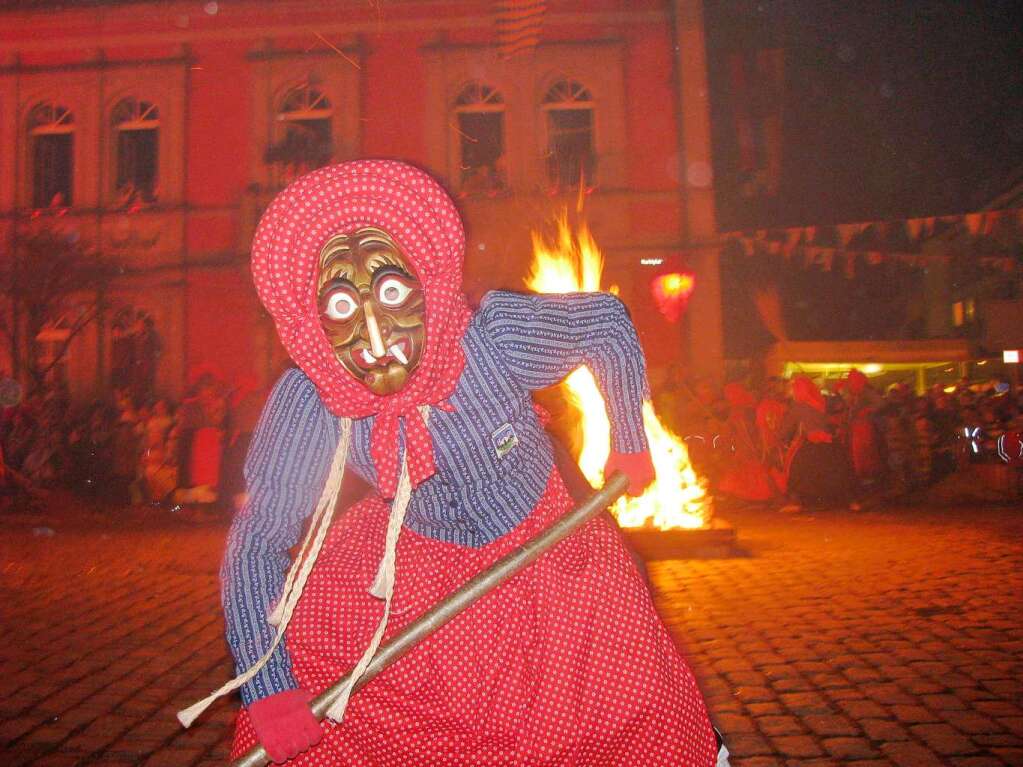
left=220, top=368, right=340, bottom=705
left=478, top=290, right=650, bottom=454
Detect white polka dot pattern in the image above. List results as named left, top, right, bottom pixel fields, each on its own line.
left=250, top=160, right=472, bottom=497
left=229, top=471, right=719, bottom=766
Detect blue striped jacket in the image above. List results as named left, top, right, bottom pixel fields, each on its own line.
left=222, top=290, right=650, bottom=704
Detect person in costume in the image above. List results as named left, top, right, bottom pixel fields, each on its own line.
left=717, top=382, right=776, bottom=502
left=183, top=160, right=723, bottom=765
left=755, top=395, right=789, bottom=496
left=842, top=369, right=883, bottom=489
left=779, top=375, right=856, bottom=512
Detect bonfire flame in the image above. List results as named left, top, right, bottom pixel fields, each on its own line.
left=526, top=212, right=710, bottom=530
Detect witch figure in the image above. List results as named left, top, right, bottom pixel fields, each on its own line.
left=780, top=375, right=856, bottom=512
left=181, top=160, right=725, bottom=766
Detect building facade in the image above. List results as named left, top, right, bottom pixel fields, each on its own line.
left=0, top=0, right=723, bottom=404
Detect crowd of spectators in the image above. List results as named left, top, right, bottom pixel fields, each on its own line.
left=2, top=364, right=1020, bottom=515
left=655, top=371, right=1023, bottom=509
left=0, top=371, right=266, bottom=515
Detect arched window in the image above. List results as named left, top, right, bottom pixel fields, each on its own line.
left=266, top=82, right=334, bottom=179
left=541, top=79, right=595, bottom=189
left=453, top=82, right=506, bottom=195
left=110, top=307, right=161, bottom=403
left=112, top=98, right=160, bottom=204
left=28, top=102, right=74, bottom=208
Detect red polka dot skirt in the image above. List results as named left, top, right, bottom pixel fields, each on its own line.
left=231, top=470, right=718, bottom=766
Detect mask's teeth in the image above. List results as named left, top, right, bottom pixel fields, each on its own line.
left=390, top=344, right=409, bottom=365
left=362, top=348, right=377, bottom=364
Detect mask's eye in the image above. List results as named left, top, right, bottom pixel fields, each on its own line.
left=321, top=288, right=359, bottom=321
left=375, top=274, right=415, bottom=307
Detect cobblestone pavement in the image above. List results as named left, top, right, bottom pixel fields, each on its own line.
left=1, top=493, right=1020, bottom=766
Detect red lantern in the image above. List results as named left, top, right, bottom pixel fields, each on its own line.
left=651, top=271, right=695, bottom=322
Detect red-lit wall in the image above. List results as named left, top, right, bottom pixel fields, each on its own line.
left=0, top=0, right=706, bottom=399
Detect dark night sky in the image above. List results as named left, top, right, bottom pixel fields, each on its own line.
left=705, top=0, right=1023, bottom=229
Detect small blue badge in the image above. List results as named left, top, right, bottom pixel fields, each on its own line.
left=491, top=423, right=518, bottom=460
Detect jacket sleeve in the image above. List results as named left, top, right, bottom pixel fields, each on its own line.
left=220, top=368, right=341, bottom=705
left=478, top=290, right=650, bottom=454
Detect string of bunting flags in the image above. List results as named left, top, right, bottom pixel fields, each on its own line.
left=724, top=206, right=1023, bottom=278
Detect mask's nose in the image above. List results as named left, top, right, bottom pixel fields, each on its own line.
left=362, top=301, right=389, bottom=359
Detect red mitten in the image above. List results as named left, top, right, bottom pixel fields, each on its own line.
left=248, top=689, right=323, bottom=764
left=604, top=450, right=655, bottom=497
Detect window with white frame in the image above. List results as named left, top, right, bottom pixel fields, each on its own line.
left=424, top=41, right=624, bottom=193
left=541, top=79, right=595, bottom=190
left=112, top=98, right=159, bottom=205
left=454, top=81, right=507, bottom=195
left=110, top=306, right=161, bottom=402
left=29, top=102, right=74, bottom=208
left=266, top=82, right=334, bottom=183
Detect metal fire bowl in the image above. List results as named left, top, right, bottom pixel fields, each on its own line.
left=622, top=522, right=738, bottom=561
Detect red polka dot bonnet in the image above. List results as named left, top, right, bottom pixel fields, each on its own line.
left=251, top=160, right=472, bottom=497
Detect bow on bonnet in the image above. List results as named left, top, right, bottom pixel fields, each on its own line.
left=251, top=160, right=472, bottom=497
